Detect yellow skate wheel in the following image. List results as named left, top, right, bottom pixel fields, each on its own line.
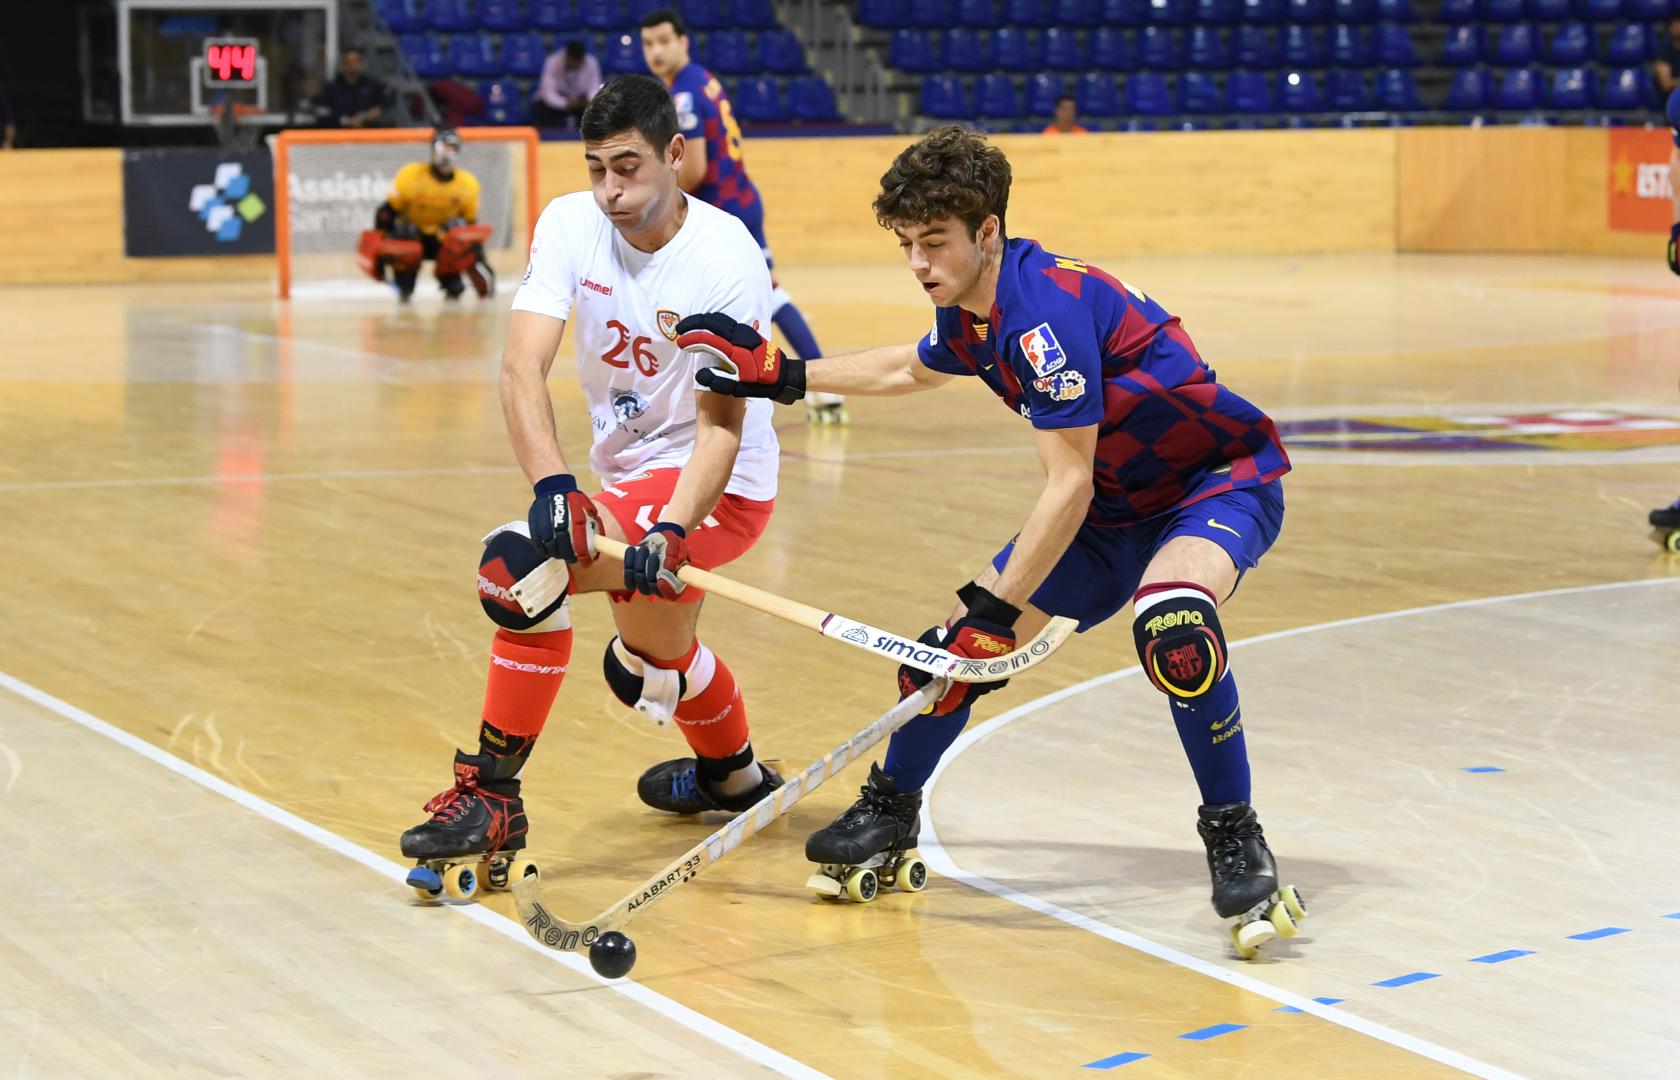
left=1268, top=903, right=1299, bottom=939
left=442, top=862, right=479, bottom=901
left=1666, top=530, right=1680, bottom=555
left=504, top=858, right=539, bottom=889
left=411, top=884, right=442, bottom=901
left=1233, top=920, right=1275, bottom=960
left=844, top=867, right=879, bottom=903
left=895, top=856, right=929, bottom=893
left=1279, top=884, right=1307, bottom=921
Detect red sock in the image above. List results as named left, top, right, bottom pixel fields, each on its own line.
left=478, top=627, right=572, bottom=755
left=647, top=641, right=751, bottom=760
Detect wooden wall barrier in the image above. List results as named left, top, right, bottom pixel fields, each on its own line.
left=0, top=127, right=1659, bottom=287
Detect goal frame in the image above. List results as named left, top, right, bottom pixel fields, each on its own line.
left=272, top=126, right=541, bottom=299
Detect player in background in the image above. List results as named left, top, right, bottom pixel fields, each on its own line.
left=399, top=77, right=784, bottom=896
left=1655, top=89, right=1680, bottom=552
left=359, top=127, right=494, bottom=303
left=638, top=7, right=846, bottom=425
left=683, top=126, right=1305, bottom=956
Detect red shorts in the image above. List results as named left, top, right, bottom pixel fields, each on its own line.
left=592, top=468, right=774, bottom=605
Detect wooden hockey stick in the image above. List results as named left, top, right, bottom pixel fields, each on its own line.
left=512, top=679, right=945, bottom=954
left=592, top=535, right=1078, bottom=683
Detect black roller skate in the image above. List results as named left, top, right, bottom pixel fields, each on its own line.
left=806, top=392, right=848, bottom=426
left=401, top=749, right=537, bottom=902
left=804, top=763, right=928, bottom=903
left=1197, top=802, right=1307, bottom=959
left=637, top=756, right=783, bottom=815
left=1651, top=497, right=1680, bottom=554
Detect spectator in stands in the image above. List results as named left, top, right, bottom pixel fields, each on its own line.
left=1043, top=95, right=1088, bottom=135
left=321, top=46, right=390, bottom=128
left=532, top=40, right=602, bottom=127
left=0, top=80, right=14, bottom=149
left=1655, top=15, right=1680, bottom=99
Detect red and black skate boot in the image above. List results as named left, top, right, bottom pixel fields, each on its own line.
left=401, top=749, right=536, bottom=902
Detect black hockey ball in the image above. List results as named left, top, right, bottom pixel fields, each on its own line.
left=588, top=931, right=637, bottom=979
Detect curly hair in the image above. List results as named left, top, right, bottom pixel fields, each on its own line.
left=873, top=125, right=1012, bottom=238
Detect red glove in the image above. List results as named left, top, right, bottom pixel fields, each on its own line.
left=898, top=583, right=1020, bottom=716
left=678, top=313, right=807, bottom=404
left=622, top=522, right=690, bottom=599
left=528, top=473, right=600, bottom=565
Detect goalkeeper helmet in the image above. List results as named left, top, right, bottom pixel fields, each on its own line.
left=431, top=127, right=462, bottom=171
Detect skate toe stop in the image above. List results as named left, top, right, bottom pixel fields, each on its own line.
left=805, top=873, right=843, bottom=899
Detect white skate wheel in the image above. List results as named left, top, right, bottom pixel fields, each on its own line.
left=844, top=867, right=878, bottom=903
left=805, top=873, right=843, bottom=900
left=895, top=856, right=929, bottom=893
left=442, top=862, right=479, bottom=901
left=1233, top=920, right=1275, bottom=959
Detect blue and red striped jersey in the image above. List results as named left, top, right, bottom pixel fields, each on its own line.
left=668, top=63, right=760, bottom=220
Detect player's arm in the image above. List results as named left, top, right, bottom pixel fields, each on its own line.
left=1658, top=60, right=1678, bottom=96
left=660, top=392, right=744, bottom=532
left=682, top=321, right=953, bottom=400
left=807, top=343, right=953, bottom=396
left=499, top=310, right=573, bottom=484
left=989, top=423, right=1096, bottom=607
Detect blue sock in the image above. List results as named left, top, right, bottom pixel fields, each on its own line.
left=1169, top=672, right=1252, bottom=806
left=772, top=301, right=822, bottom=360
left=881, top=703, right=972, bottom=793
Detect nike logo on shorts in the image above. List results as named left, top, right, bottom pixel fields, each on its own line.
left=1207, top=518, right=1242, bottom=538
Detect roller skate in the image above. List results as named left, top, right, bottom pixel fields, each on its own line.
left=637, top=756, right=783, bottom=815
left=807, top=392, right=848, bottom=427
left=401, top=749, right=538, bottom=902
left=804, top=763, right=928, bottom=903
left=1197, top=802, right=1307, bottom=960
left=1651, top=497, right=1680, bottom=554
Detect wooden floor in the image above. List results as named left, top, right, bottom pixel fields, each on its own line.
left=1, top=252, right=1678, bottom=1079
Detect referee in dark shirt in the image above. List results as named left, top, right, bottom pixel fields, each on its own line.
left=320, top=46, right=390, bottom=128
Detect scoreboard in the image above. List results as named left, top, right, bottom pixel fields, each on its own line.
left=118, top=0, right=336, bottom=126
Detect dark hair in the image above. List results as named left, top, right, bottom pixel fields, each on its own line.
left=342, top=45, right=363, bottom=58
left=874, top=124, right=1011, bottom=238
left=1055, top=94, right=1076, bottom=106
left=564, top=39, right=586, bottom=59
left=580, top=74, right=679, bottom=152
left=639, top=6, right=688, bottom=35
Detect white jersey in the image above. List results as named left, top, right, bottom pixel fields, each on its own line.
left=510, top=191, right=779, bottom=500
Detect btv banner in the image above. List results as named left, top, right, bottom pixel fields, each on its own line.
left=1607, top=127, right=1673, bottom=233
left=123, top=147, right=275, bottom=256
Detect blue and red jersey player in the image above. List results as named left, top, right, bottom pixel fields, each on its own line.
left=639, top=8, right=844, bottom=421
left=681, top=126, right=1306, bottom=955
left=1656, top=88, right=1680, bottom=544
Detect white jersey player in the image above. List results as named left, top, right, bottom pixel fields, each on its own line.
left=400, top=75, right=785, bottom=902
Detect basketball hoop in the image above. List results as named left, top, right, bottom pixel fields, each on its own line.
left=212, top=99, right=264, bottom=150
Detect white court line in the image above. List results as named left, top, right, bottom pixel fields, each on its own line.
left=921, top=575, right=1680, bottom=1080
left=0, top=465, right=520, bottom=493
left=0, top=671, right=830, bottom=1080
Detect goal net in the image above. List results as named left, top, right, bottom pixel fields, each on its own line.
left=273, top=127, right=540, bottom=300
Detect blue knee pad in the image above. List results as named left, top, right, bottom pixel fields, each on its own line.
left=477, top=522, right=570, bottom=632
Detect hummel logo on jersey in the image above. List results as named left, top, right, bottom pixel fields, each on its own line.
left=581, top=277, right=613, bottom=296
left=1021, top=322, right=1065, bottom=376
left=1206, top=518, right=1242, bottom=538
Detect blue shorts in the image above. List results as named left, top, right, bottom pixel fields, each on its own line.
left=990, top=480, right=1286, bottom=632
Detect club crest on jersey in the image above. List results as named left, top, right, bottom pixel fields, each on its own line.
left=657, top=310, right=681, bottom=341
left=1021, top=322, right=1065, bottom=376
left=1033, top=369, right=1086, bottom=402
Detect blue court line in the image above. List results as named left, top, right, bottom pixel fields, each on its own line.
left=1275, top=996, right=1346, bottom=1014
left=1179, top=1023, right=1248, bottom=1041
left=1666, top=913, right=1680, bottom=920
left=1461, top=765, right=1505, bottom=773
left=1082, top=1051, right=1149, bottom=1070
left=1372, top=972, right=1442, bottom=988
left=1470, top=949, right=1534, bottom=964
left=1566, top=927, right=1630, bottom=941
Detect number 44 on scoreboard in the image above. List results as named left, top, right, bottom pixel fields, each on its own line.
left=204, top=38, right=260, bottom=86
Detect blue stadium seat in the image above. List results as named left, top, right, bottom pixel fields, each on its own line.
left=1139, top=26, right=1184, bottom=67
left=704, top=30, right=749, bottom=73
left=628, top=0, right=665, bottom=19
left=1545, top=65, right=1595, bottom=107
left=503, top=32, right=546, bottom=76
left=1374, top=67, right=1420, bottom=108
left=976, top=73, right=1024, bottom=117
left=1446, top=67, right=1490, bottom=108
left=1235, top=25, right=1280, bottom=65
left=1075, top=71, right=1121, bottom=114
left=1195, top=0, right=1240, bottom=21
left=1279, top=68, right=1323, bottom=109
left=788, top=76, right=841, bottom=120
left=601, top=33, right=647, bottom=74
left=403, top=35, right=451, bottom=78
left=1494, top=66, right=1540, bottom=108
left=1605, top=23, right=1653, bottom=64
left=1147, top=0, right=1191, bottom=24
left=379, top=0, right=428, bottom=34
left=1092, top=27, right=1140, bottom=68
left=1056, top=0, right=1103, bottom=24
left=912, top=0, right=956, bottom=27
left=1004, top=0, right=1055, bottom=23
left=1043, top=27, right=1090, bottom=68
left=1545, top=21, right=1590, bottom=64
left=1325, top=67, right=1369, bottom=107
left=1597, top=65, right=1647, bottom=108
left=1437, top=0, right=1479, bottom=21
left=450, top=34, right=500, bottom=77
left=430, top=0, right=477, bottom=31
left=579, top=0, right=626, bottom=31
left=484, top=79, right=530, bottom=123
left=1494, top=23, right=1538, bottom=65
left=1182, top=71, right=1224, bottom=112
left=759, top=30, right=808, bottom=73
left=992, top=28, right=1042, bottom=70
left=1103, top=0, right=1153, bottom=24
left=1440, top=24, right=1484, bottom=63
left=960, top=0, right=1005, bottom=26
left=946, top=28, right=988, bottom=70
left=1188, top=26, right=1233, bottom=67
left=1283, top=24, right=1327, bottom=66
left=1375, top=0, right=1416, bottom=18
left=889, top=29, right=940, bottom=72
left=1125, top=70, right=1177, bottom=113
left=1573, top=0, right=1620, bottom=19
left=1333, top=0, right=1375, bottom=20
left=921, top=74, right=972, bottom=117
left=1025, top=72, right=1066, bottom=113
left=1330, top=24, right=1373, bottom=64
left=857, top=0, right=911, bottom=26
left=1227, top=69, right=1274, bottom=111
left=1374, top=23, right=1417, bottom=65
left=1625, top=0, right=1668, bottom=17
left=734, top=0, right=778, bottom=28
left=531, top=0, right=578, bottom=30
left=681, top=0, right=728, bottom=31
left=1527, top=0, right=1570, bottom=17
left=1287, top=0, right=1332, bottom=22
left=734, top=76, right=787, bottom=121
left=1483, top=0, right=1525, bottom=19
left=482, top=0, right=528, bottom=31
left=1242, top=0, right=1287, bottom=21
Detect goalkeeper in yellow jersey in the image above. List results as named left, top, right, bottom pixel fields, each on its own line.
left=358, top=127, right=495, bottom=302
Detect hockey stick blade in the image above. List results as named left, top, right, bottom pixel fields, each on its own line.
left=511, top=680, right=946, bottom=955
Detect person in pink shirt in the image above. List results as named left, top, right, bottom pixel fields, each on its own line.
left=532, top=40, right=602, bottom=128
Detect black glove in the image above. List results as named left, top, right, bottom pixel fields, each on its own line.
left=897, top=582, right=1021, bottom=717
left=527, top=473, right=600, bottom=564
left=1668, top=222, right=1679, bottom=276
left=678, top=313, right=807, bottom=404
left=622, top=523, right=690, bottom=599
